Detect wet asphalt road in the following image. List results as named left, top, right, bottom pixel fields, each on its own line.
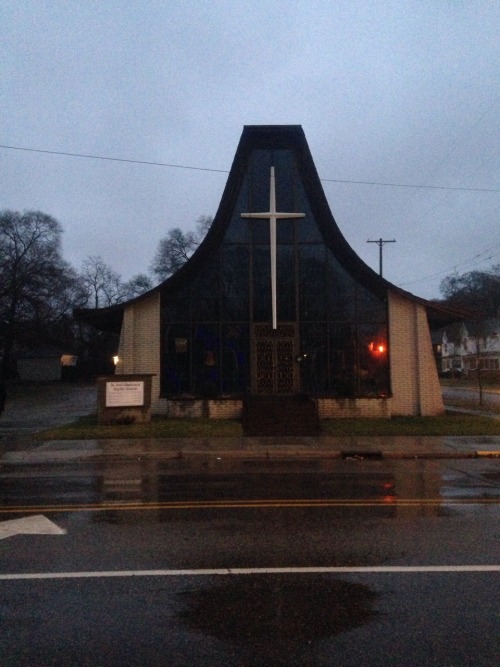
left=1, top=456, right=499, bottom=666
left=2, top=570, right=498, bottom=667
left=1, top=382, right=499, bottom=665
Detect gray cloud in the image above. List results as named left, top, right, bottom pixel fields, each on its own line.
left=2, top=0, right=499, bottom=298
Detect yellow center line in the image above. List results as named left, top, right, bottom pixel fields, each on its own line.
left=0, top=497, right=499, bottom=513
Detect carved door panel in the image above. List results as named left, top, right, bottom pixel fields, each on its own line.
left=275, top=339, right=295, bottom=393
left=253, top=324, right=298, bottom=394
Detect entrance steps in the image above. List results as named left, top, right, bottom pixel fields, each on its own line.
left=242, top=395, right=319, bottom=436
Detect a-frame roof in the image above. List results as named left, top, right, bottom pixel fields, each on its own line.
left=75, top=125, right=469, bottom=331
left=159, top=124, right=389, bottom=299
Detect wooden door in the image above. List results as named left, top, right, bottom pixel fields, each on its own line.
left=252, top=324, right=298, bottom=394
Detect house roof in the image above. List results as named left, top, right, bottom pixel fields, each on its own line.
left=75, top=124, right=468, bottom=332
left=435, top=317, right=500, bottom=345
left=74, top=303, right=124, bottom=333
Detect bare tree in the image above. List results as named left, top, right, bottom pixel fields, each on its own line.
left=0, top=210, right=78, bottom=378
left=122, top=273, right=154, bottom=300
left=151, top=215, right=213, bottom=281
left=150, top=228, right=197, bottom=281
left=195, top=214, right=213, bottom=239
left=78, top=255, right=125, bottom=309
left=440, top=265, right=500, bottom=318
left=461, top=320, right=498, bottom=406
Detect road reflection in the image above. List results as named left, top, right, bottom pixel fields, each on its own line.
left=91, top=459, right=401, bottom=523
left=1, top=458, right=499, bottom=523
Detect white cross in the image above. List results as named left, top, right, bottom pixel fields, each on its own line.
left=242, top=167, right=305, bottom=329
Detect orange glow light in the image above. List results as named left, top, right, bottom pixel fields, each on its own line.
left=369, top=341, right=386, bottom=354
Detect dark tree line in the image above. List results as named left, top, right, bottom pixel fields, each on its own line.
left=439, top=265, right=500, bottom=319
left=0, top=211, right=78, bottom=378
left=0, top=209, right=213, bottom=379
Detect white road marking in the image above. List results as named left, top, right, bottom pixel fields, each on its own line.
left=0, top=565, right=499, bottom=580
left=0, top=515, right=66, bottom=540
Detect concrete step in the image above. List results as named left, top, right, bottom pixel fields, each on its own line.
left=243, top=395, right=319, bottom=436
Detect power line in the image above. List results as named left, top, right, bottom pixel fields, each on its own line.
left=400, top=241, right=500, bottom=287
left=321, top=177, right=498, bottom=193
left=1, top=143, right=498, bottom=193
left=0, top=144, right=229, bottom=174
left=402, top=250, right=499, bottom=286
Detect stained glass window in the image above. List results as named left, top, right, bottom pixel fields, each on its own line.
left=161, top=147, right=389, bottom=398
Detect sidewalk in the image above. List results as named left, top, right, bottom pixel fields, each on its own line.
left=2, top=434, right=500, bottom=465
left=1, top=382, right=499, bottom=463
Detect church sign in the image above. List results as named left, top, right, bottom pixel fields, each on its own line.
left=105, top=380, right=144, bottom=407
left=97, top=374, right=153, bottom=424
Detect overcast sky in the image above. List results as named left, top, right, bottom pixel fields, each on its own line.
left=2, top=0, right=499, bottom=300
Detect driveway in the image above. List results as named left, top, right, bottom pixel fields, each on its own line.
left=0, top=381, right=96, bottom=445
left=442, top=385, right=500, bottom=411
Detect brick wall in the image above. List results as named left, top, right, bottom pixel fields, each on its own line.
left=167, top=398, right=243, bottom=419
left=116, top=293, right=165, bottom=412
left=388, top=291, right=444, bottom=416
left=318, top=397, right=390, bottom=419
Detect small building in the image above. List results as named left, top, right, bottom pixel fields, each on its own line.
left=77, top=125, right=463, bottom=423
left=16, top=346, right=77, bottom=382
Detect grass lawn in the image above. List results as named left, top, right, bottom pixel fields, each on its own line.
left=322, top=413, right=500, bottom=436
left=38, top=415, right=242, bottom=440
left=37, top=411, right=500, bottom=440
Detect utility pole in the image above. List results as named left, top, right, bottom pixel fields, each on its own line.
left=367, top=238, right=396, bottom=277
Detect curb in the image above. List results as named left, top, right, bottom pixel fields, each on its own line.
left=2, top=449, right=498, bottom=465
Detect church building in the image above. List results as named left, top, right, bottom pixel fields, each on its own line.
left=78, top=125, right=461, bottom=424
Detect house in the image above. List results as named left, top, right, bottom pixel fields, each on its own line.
left=76, top=125, right=464, bottom=424
left=440, top=318, right=500, bottom=379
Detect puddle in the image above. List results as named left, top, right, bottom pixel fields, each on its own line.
left=177, top=575, right=379, bottom=646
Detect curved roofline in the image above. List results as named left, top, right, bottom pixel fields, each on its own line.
left=74, top=303, right=124, bottom=333
left=75, top=124, right=468, bottom=330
